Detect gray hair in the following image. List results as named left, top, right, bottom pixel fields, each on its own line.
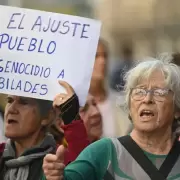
left=35, top=99, right=56, bottom=132
left=124, top=58, right=180, bottom=112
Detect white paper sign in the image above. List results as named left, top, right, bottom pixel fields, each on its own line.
left=0, top=5, right=101, bottom=106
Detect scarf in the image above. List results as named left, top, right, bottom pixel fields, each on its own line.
left=3, top=134, right=56, bottom=180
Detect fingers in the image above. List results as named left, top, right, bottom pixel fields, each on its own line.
left=59, top=80, right=74, bottom=95
left=43, top=161, right=65, bottom=171
left=44, top=154, right=59, bottom=162
left=53, top=81, right=75, bottom=108
left=44, top=165, right=64, bottom=180
left=43, top=153, right=65, bottom=180
left=56, top=145, right=66, bottom=161
left=53, top=94, right=67, bottom=107
left=45, top=174, right=64, bottom=180
left=43, top=146, right=66, bottom=163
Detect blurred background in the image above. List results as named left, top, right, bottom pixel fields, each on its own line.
left=2, top=0, right=180, bottom=62
left=1, top=0, right=180, bottom=137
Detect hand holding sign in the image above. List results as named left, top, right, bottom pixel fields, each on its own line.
left=53, top=80, right=74, bottom=107
left=53, top=81, right=80, bottom=125
left=43, top=145, right=66, bottom=180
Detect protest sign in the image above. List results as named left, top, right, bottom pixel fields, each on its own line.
left=0, top=5, right=101, bottom=106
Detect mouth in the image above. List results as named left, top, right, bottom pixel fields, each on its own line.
left=140, top=110, right=155, bottom=117
left=91, top=121, right=101, bottom=127
left=7, top=119, right=18, bottom=124
left=90, top=118, right=102, bottom=127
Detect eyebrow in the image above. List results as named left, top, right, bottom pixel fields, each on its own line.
left=135, top=85, right=146, bottom=88
left=7, top=96, right=13, bottom=100
left=136, top=85, right=166, bottom=89
left=20, top=97, right=37, bottom=104
left=19, top=96, right=29, bottom=100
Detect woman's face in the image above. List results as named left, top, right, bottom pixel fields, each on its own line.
left=79, top=94, right=102, bottom=141
left=4, top=95, right=44, bottom=139
left=130, top=70, right=175, bottom=133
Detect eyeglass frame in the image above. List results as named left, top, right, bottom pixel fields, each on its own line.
left=130, top=88, right=172, bottom=102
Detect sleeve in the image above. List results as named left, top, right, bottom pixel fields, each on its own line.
left=41, top=173, right=46, bottom=180
left=62, top=120, right=91, bottom=165
left=64, top=138, right=112, bottom=180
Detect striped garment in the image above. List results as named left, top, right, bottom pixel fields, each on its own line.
left=64, top=138, right=180, bottom=180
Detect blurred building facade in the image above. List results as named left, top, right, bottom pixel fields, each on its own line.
left=93, top=0, right=180, bottom=59
left=4, top=0, right=93, bottom=17
left=2, top=0, right=180, bottom=59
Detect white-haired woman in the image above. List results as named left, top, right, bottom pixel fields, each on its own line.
left=43, top=59, right=180, bottom=180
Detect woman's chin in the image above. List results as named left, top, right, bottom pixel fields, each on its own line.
left=135, top=123, right=160, bottom=133
left=5, top=131, right=20, bottom=140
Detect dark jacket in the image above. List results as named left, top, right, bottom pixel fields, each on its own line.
left=0, top=135, right=56, bottom=180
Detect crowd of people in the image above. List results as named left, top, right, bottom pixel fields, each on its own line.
left=0, top=37, right=180, bottom=180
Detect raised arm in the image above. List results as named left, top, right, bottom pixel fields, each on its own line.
left=43, top=138, right=112, bottom=180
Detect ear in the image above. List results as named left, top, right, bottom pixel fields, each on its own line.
left=41, top=109, right=56, bottom=127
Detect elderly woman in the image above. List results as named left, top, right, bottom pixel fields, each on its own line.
left=43, top=58, right=180, bottom=180
left=0, top=95, right=56, bottom=180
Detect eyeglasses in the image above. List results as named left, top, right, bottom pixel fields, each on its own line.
left=131, top=88, right=171, bottom=102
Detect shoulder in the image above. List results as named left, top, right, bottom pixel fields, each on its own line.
left=77, top=138, right=117, bottom=159
left=88, top=137, right=124, bottom=150
left=87, top=138, right=113, bottom=148
left=66, top=137, right=124, bottom=158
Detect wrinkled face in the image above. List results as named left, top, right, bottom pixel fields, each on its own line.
left=4, top=95, right=43, bottom=140
left=80, top=94, right=102, bottom=141
left=92, top=42, right=107, bottom=81
left=130, top=70, right=175, bottom=133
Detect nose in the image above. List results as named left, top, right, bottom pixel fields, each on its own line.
left=7, top=102, right=19, bottom=114
left=91, top=105, right=100, bottom=117
left=96, top=54, right=105, bottom=64
left=99, top=57, right=106, bottom=65
left=142, top=92, right=154, bottom=104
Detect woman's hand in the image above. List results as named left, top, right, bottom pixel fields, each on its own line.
left=43, top=145, right=65, bottom=180
left=53, top=81, right=80, bottom=125
left=53, top=81, right=74, bottom=108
